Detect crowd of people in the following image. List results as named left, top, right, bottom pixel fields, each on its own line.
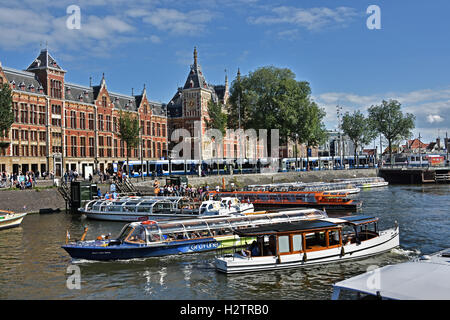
left=152, top=179, right=213, bottom=200
left=0, top=171, right=55, bottom=190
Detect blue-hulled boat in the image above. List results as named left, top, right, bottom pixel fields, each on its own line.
left=62, top=208, right=328, bottom=261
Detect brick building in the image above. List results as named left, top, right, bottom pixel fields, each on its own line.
left=167, top=47, right=265, bottom=162
left=0, top=49, right=167, bottom=178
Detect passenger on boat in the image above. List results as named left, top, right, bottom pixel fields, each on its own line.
left=242, top=241, right=260, bottom=257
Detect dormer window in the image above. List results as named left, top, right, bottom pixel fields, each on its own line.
left=38, top=85, right=44, bottom=93
left=19, top=81, right=26, bottom=90
left=28, top=84, right=35, bottom=92
left=78, top=94, right=84, bottom=101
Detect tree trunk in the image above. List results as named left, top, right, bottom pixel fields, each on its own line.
left=388, top=139, right=393, bottom=167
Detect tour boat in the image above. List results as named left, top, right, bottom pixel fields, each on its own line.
left=0, top=210, right=27, bottom=230
left=62, top=209, right=328, bottom=261
left=81, top=196, right=253, bottom=222
left=331, top=248, right=450, bottom=300
left=333, top=177, right=388, bottom=188
left=214, top=215, right=399, bottom=274
left=209, top=191, right=362, bottom=212
left=246, top=181, right=361, bottom=194
left=200, top=197, right=254, bottom=216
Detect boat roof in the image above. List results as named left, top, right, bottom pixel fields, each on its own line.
left=234, top=215, right=377, bottom=236
left=332, top=249, right=450, bottom=300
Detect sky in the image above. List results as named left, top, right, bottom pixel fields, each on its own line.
left=0, top=0, right=449, bottom=146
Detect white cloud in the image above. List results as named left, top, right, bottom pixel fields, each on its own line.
left=248, top=6, right=358, bottom=31
left=314, top=86, right=450, bottom=143
left=426, top=114, right=444, bottom=123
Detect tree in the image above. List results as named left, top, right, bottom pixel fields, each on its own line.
left=0, top=83, right=13, bottom=139
left=227, top=66, right=316, bottom=150
left=205, top=99, right=227, bottom=135
left=117, top=110, right=140, bottom=175
left=368, top=100, right=415, bottom=166
left=294, top=101, right=328, bottom=170
left=341, top=110, right=377, bottom=168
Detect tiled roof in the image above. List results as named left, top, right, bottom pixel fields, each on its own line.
left=2, top=67, right=44, bottom=95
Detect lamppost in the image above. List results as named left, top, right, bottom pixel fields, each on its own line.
left=336, top=105, right=343, bottom=169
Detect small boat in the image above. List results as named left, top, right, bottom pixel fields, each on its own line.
left=209, top=191, right=362, bottom=212
left=331, top=248, right=450, bottom=300
left=62, top=209, right=328, bottom=260
left=333, top=177, right=388, bottom=188
left=0, top=210, right=27, bottom=230
left=200, top=197, right=254, bottom=216
left=214, top=215, right=399, bottom=274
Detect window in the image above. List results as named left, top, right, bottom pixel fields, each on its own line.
left=50, top=80, right=62, bottom=99
left=106, top=115, right=111, bottom=132
left=88, top=113, right=94, bottom=130
left=292, top=234, right=303, bottom=252
left=71, top=136, right=77, bottom=156
left=70, top=111, right=77, bottom=129
left=278, top=236, right=290, bottom=254
left=89, top=137, right=94, bottom=157
left=80, top=112, right=86, bottom=130
left=38, top=105, right=46, bottom=125
left=102, top=96, right=107, bottom=107
left=80, top=137, right=86, bottom=157
left=20, top=104, right=28, bottom=123
left=98, top=115, right=104, bottom=131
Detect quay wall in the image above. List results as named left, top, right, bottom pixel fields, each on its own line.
left=0, top=188, right=66, bottom=214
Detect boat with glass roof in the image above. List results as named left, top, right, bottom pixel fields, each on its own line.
left=245, top=181, right=360, bottom=194
left=81, top=196, right=256, bottom=222
left=215, top=215, right=399, bottom=274
left=62, top=208, right=328, bottom=260
left=208, top=190, right=362, bottom=212
left=333, top=177, right=388, bottom=188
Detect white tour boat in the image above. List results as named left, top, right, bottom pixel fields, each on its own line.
left=81, top=196, right=253, bottom=222
left=0, top=210, right=27, bottom=230
left=331, top=248, right=450, bottom=300
left=333, top=177, right=388, bottom=188
left=215, top=215, right=399, bottom=274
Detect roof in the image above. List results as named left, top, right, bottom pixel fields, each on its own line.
left=2, top=67, right=44, bottom=95
left=235, top=219, right=339, bottom=236
left=333, top=249, right=450, bottom=300
left=26, top=49, right=65, bottom=72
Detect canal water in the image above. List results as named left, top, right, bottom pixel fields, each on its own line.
left=0, top=184, right=448, bottom=300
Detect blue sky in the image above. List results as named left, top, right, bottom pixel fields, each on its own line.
left=0, top=0, right=449, bottom=145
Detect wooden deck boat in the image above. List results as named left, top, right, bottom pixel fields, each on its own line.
left=333, top=177, right=388, bottom=188
left=208, top=191, right=362, bottom=212
left=62, top=209, right=328, bottom=260
left=332, top=248, right=450, bottom=300
left=214, top=215, right=399, bottom=274
left=0, top=210, right=27, bottom=230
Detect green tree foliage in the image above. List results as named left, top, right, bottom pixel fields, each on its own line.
left=368, top=99, right=415, bottom=165
left=118, top=110, right=140, bottom=174
left=0, top=83, right=13, bottom=138
left=341, top=110, right=377, bottom=167
left=205, top=99, right=228, bottom=136
left=227, top=66, right=319, bottom=146
left=295, top=102, right=328, bottom=170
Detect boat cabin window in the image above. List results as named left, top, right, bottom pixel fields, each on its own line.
left=125, top=226, right=146, bottom=243
left=278, top=235, right=290, bottom=254
left=117, top=226, right=134, bottom=242
left=328, top=229, right=341, bottom=246
left=292, top=234, right=303, bottom=252
left=305, top=231, right=327, bottom=249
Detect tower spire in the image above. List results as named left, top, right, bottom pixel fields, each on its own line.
left=193, top=46, right=198, bottom=66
